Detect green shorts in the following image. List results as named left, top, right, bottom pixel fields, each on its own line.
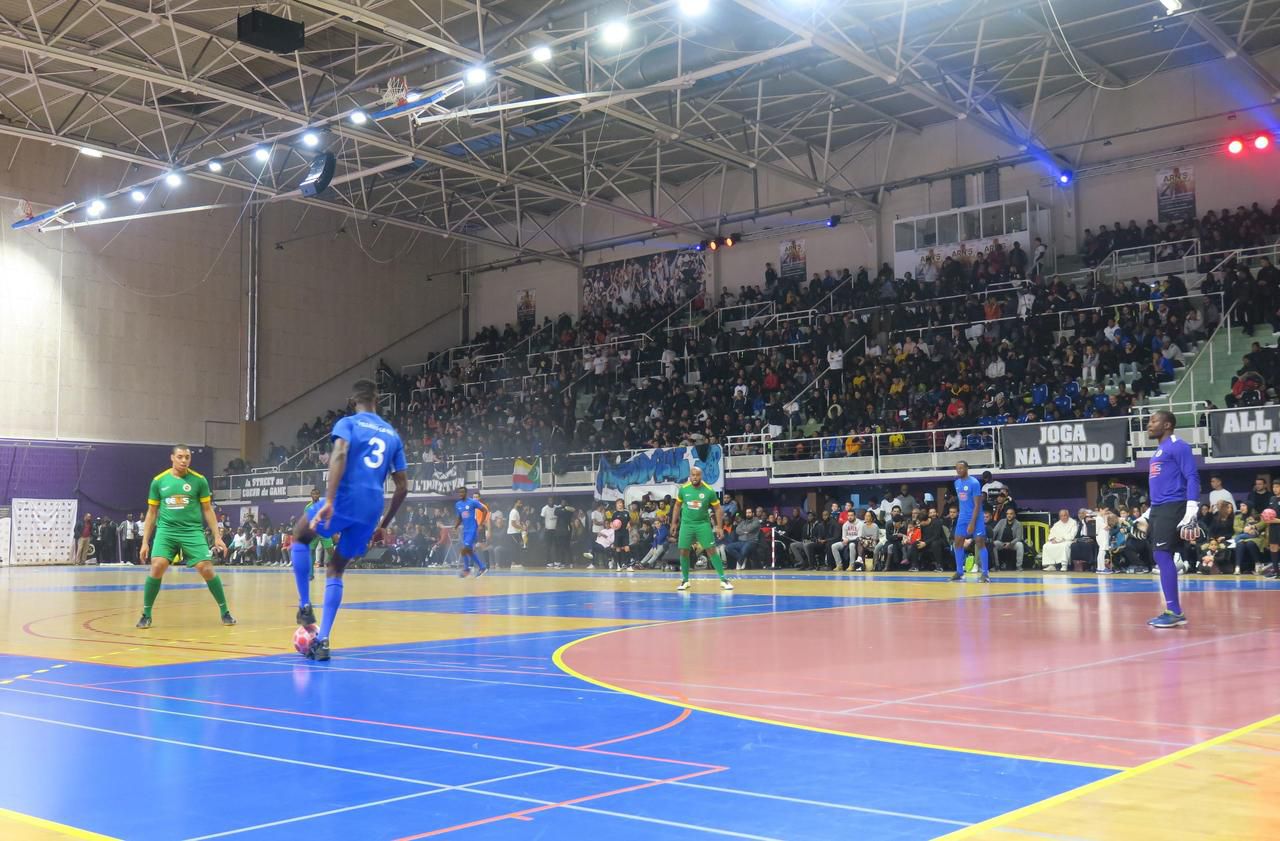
left=314, top=536, right=335, bottom=550
left=678, top=522, right=716, bottom=551
left=153, top=529, right=212, bottom=565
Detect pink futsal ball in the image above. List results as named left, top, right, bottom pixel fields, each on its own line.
left=293, top=624, right=317, bottom=655
left=612, top=519, right=623, bottom=529
left=1263, top=508, right=1278, bottom=523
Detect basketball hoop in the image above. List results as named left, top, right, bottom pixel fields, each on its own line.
left=13, top=198, right=33, bottom=222
left=382, top=76, right=409, bottom=107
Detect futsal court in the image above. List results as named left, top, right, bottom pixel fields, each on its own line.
left=0, top=564, right=1277, bottom=840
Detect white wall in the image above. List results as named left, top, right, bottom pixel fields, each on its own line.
left=0, top=139, right=464, bottom=455
left=469, top=251, right=579, bottom=330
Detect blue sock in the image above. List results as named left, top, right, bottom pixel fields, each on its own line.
left=461, top=549, right=472, bottom=571
left=291, top=542, right=311, bottom=608
left=954, top=546, right=966, bottom=574
left=318, top=578, right=343, bottom=641
left=474, top=549, right=487, bottom=572
left=1154, top=550, right=1182, bottom=615
left=979, top=547, right=989, bottom=575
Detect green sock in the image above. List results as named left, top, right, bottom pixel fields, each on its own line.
left=709, top=548, right=727, bottom=580
left=142, top=575, right=162, bottom=616
left=680, top=552, right=690, bottom=582
left=206, top=574, right=228, bottom=612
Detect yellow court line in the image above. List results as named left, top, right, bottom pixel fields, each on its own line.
left=552, top=620, right=1124, bottom=772
left=0, top=807, right=119, bottom=841
left=934, top=712, right=1280, bottom=839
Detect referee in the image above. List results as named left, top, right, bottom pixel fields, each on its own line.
left=1137, top=410, right=1200, bottom=628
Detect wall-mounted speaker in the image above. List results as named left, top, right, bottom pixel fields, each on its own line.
left=299, top=152, right=336, bottom=197
left=237, top=10, right=305, bottom=54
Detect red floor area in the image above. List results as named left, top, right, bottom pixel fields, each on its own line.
left=561, top=590, right=1280, bottom=767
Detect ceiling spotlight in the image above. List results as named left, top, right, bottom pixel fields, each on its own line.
left=1255, top=134, right=1271, bottom=150
left=79, top=146, right=103, bottom=158
left=693, top=241, right=705, bottom=252
left=679, top=0, right=710, bottom=16
left=1057, top=170, right=1073, bottom=185
left=87, top=200, right=105, bottom=217
left=465, top=66, right=489, bottom=86
left=130, top=189, right=145, bottom=203
left=350, top=109, right=368, bottom=125
left=165, top=171, right=182, bottom=187
left=1159, top=0, right=1182, bottom=13
left=301, top=131, right=320, bottom=147
left=602, top=20, right=629, bottom=46
left=723, top=234, right=736, bottom=247
left=825, top=214, right=842, bottom=228
left=532, top=45, right=553, bottom=62
left=207, top=159, right=223, bottom=173
left=1227, top=138, right=1244, bottom=155
left=254, top=146, right=271, bottom=162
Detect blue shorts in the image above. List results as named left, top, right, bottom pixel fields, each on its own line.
left=460, top=528, right=479, bottom=549
left=955, top=516, right=986, bottom=539
left=314, top=498, right=381, bottom=559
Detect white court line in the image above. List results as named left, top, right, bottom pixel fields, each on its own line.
left=0, top=684, right=968, bottom=828
left=672, top=696, right=1192, bottom=749
left=248, top=657, right=620, bottom=695
left=182, top=768, right=554, bottom=841
left=840, top=627, right=1280, bottom=717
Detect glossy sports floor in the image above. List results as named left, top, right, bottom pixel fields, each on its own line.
left=1, top=565, right=1278, bottom=840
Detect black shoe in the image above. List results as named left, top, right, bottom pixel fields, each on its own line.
left=979, top=574, right=991, bottom=583
left=306, top=636, right=330, bottom=661
left=136, top=613, right=152, bottom=629
left=949, top=572, right=964, bottom=581
left=296, top=605, right=316, bottom=626
left=221, top=611, right=237, bottom=626
left=474, top=567, right=488, bottom=578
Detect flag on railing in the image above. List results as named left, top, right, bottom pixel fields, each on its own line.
left=512, top=457, right=541, bottom=491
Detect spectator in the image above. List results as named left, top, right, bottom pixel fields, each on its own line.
left=1042, top=509, right=1077, bottom=571
left=990, top=508, right=1025, bottom=571
left=507, top=500, right=528, bottom=567
left=637, top=514, right=670, bottom=568
left=723, top=508, right=763, bottom=570
left=1208, top=475, right=1234, bottom=510
left=831, top=512, right=862, bottom=571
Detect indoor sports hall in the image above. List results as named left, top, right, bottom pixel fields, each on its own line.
left=1, top=1, right=1279, bottom=839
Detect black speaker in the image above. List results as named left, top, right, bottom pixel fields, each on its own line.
left=364, top=548, right=389, bottom=563
left=237, top=10, right=304, bottom=54
left=299, top=152, right=336, bottom=197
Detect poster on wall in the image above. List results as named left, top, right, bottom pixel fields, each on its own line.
left=1156, top=165, right=1195, bottom=223
left=516, top=288, right=536, bottom=330
left=779, top=238, right=806, bottom=285
left=1000, top=419, right=1131, bottom=468
left=1208, top=407, right=1280, bottom=458
left=581, top=250, right=707, bottom=319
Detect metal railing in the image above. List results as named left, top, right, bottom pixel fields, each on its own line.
left=717, top=301, right=776, bottom=329
left=1098, top=237, right=1200, bottom=284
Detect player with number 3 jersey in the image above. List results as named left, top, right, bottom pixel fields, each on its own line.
left=289, top=379, right=409, bottom=660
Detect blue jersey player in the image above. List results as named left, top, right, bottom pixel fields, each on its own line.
left=1138, top=410, right=1200, bottom=628
left=949, top=460, right=990, bottom=583
left=453, top=486, right=489, bottom=578
left=290, top=379, right=408, bottom=660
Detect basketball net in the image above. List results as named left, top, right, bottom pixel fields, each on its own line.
left=383, top=77, right=409, bottom=107
left=13, top=198, right=33, bottom=222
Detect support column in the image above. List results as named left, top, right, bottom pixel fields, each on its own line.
left=245, top=207, right=260, bottom=422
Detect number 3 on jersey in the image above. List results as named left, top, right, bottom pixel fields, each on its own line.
left=364, top=436, right=386, bottom=469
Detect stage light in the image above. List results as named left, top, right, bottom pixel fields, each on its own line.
left=1255, top=134, right=1271, bottom=150
left=826, top=214, right=841, bottom=228
left=1227, top=138, right=1244, bottom=154
left=254, top=146, right=271, bottom=162
left=723, top=234, right=735, bottom=247
left=350, top=109, right=368, bottom=125
left=130, top=190, right=145, bottom=203
left=87, top=199, right=105, bottom=217
left=1159, top=0, right=1182, bottom=13
left=679, top=0, right=710, bottom=16
left=708, top=238, right=719, bottom=251
left=694, top=241, right=706, bottom=251
left=602, top=20, right=629, bottom=46
left=79, top=147, right=103, bottom=158
left=1057, top=170, right=1073, bottom=185
left=302, top=131, right=320, bottom=147
left=465, top=66, right=489, bottom=86
left=532, top=45, right=553, bottom=62
left=165, top=171, right=183, bottom=187
left=207, top=159, right=223, bottom=173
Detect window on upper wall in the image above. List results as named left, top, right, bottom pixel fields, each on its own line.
left=895, top=221, right=915, bottom=252
left=982, top=166, right=1000, bottom=203
left=950, top=175, right=966, bottom=209
left=937, top=213, right=959, bottom=245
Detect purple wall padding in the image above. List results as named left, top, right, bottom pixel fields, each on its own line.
left=0, top=440, right=214, bottom=520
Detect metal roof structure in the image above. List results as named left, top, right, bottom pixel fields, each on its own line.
left=3, top=0, right=1278, bottom=264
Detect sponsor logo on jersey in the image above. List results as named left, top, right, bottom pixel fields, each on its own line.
left=1150, top=461, right=1162, bottom=478
left=182, top=483, right=192, bottom=492
left=164, top=495, right=191, bottom=509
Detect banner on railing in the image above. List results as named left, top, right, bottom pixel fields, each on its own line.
left=234, top=474, right=292, bottom=500
left=595, top=445, right=723, bottom=501
left=1000, top=419, right=1131, bottom=468
left=582, top=250, right=707, bottom=319
left=411, top=462, right=465, bottom=495
left=1208, top=407, right=1280, bottom=458
left=1156, top=165, right=1195, bottom=224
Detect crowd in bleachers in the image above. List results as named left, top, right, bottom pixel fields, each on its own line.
left=1080, top=202, right=1280, bottom=267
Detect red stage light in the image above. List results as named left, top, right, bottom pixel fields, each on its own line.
left=1227, top=139, right=1244, bottom=154
left=1255, top=135, right=1271, bottom=150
